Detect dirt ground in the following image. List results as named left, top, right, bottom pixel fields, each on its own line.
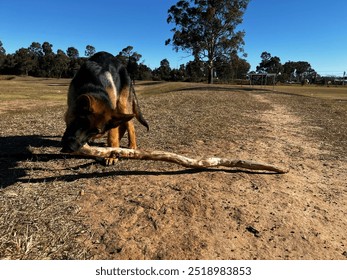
left=0, top=83, right=346, bottom=260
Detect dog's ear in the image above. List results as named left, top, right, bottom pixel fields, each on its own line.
left=76, top=94, right=97, bottom=113
left=107, top=113, right=134, bottom=129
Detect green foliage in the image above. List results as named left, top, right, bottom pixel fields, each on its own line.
left=0, top=38, right=250, bottom=83
left=167, top=0, right=250, bottom=83
left=256, top=51, right=282, bottom=74
left=85, top=45, right=96, bottom=57
left=0, top=41, right=5, bottom=70
left=215, top=52, right=250, bottom=82
left=153, top=59, right=172, bottom=81
left=186, top=60, right=205, bottom=82
left=0, top=42, right=84, bottom=78
left=66, top=47, right=79, bottom=59
left=256, top=51, right=318, bottom=84
left=281, top=61, right=317, bottom=83
left=116, top=46, right=143, bottom=81
left=0, top=40, right=5, bottom=55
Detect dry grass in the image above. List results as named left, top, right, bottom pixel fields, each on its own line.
left=0, top=75, right=68, bottom=114
left=252, top=84, right=347, bottom=101
left=136, top=81, right=347, bottom=107
left=0, top=75, right=69, bottom=101
left=1, top=75, right=346, bottom=105
left=1, top=76, right=346, bottom=260
left=0, top=181, right=88, bottom=259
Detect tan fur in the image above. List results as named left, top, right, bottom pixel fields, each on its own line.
left=110, top=85, right=138, bottom=149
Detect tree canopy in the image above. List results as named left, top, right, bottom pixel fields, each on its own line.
left=256, top=51, right=282, bottom=74
left=0, top=39, right=251, bottom=82
left=166, top=0, right=250, bottom=83
left=1, top=39, right=322, bottom=85
left=255, top=51, right=318, bottom=84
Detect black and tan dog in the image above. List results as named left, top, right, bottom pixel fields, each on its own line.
left=61, top=51, right=149, bottom=164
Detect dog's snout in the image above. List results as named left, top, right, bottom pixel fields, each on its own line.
left=61, top=135, right=80, bottom=153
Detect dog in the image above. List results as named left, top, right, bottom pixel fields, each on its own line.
left=61, top=51, right=149, bottom=164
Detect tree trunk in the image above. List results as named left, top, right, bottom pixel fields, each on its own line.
left=208, top=66, right=214, bottom=84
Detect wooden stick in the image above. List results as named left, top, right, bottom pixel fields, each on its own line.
left=73, top=144, right=289, bottom=174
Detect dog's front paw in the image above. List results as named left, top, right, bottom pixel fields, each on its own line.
left=104, top=151, right=120, bottom=165
left=104, top=157, right=119, bottom=165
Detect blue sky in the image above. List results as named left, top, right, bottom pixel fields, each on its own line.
left=1, top=0, right=346, bottom=75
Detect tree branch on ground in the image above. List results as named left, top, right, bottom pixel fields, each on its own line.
left=73, top=144, right=289, bottom=174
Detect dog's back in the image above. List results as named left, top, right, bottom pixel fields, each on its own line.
left=67, top=52, right=126, bottom=111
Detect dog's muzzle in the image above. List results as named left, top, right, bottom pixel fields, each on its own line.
left=61, top=135, right=84, bottom=153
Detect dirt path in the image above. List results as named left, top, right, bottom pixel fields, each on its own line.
left=0, top=88, right=346, bottom=259
left=244, top=93, right=347, bottom=259
left=73, top=90, right=347, bottom=259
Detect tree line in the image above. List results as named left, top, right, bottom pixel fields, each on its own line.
left=0, top=40, right=250, bottom=83
left=0, top=39, right=324, bottom=85
left=0, top=0, right=329, bottom=85
left=0, top=0, right=253, bottom=83
left=253, top=51, right=319, bottom=84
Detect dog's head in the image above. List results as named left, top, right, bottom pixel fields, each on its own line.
left=61, top=94, right=134, bottom=153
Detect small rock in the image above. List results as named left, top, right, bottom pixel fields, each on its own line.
left=246, top=226, right=261, bottom=237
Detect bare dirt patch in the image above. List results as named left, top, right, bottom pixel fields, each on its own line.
left=0, top=83, right=346, bottom=259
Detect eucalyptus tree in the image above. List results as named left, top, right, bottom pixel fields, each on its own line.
left=166, top=0, right=250, bottom=83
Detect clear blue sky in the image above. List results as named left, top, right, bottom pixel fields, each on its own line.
left=1, top=0, right=346, bottom=75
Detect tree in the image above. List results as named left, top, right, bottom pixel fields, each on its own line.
left=153, top=59, right=171, bottom=81
left=28, top=42, right=43, bottom=57
left=42, top=42, right=53, bottom=56
left=116, top=46, right=134, bottom=66
left=0, top=41, right=6, bottom=70
left=54, top=49, right=69, bottom=78
left=282, top=61, right=316, bottom=83
left=116, top=46, right=142, bottom=80
left=0, top=40, right=5, bottom=55
left=137, top=63, right=153, bottom=80
left=214, top=51, right=250, bottom=82
left=85, top=45, right=96, bottom=57
left=170, top=64, right=186, bottom=81
left=13, top=48, right=34, bottom=75
left=166, top=0, right=250, bottom=84
left=27, top=42, right=43, bottom=76
left=230, top=53, right=250, bottom=79
left=41, top=42, right=55, bottom=77
left=66, top=47, right=79, bottom=59
left=1, top=54, right=16, bottom=74
left=66, top=47, right=81, bottom=76
left=256, top=51, right=282, bottom=74
left=186, top=59, right=205, bottom=82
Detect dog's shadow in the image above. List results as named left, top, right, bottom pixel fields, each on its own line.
left=0, top=135, right=268, bottom=189
left=0, top=135, right=63, bottom=188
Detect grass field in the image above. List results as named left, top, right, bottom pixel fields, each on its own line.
left=261, top=84, right=347, bottom=101
left=0, top=75, right=69, bottom=102
left=1, top=76, right=346, bottom=108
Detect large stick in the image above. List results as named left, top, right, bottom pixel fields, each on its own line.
left=74, top=144, right=288, bottom=174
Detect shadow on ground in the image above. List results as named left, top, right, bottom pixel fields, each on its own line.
left=0, top=135, right=62, bottom=188
left=0, top=134, right=266, bottom=189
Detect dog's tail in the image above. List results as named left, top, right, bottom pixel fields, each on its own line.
left=131, top=87, right=149, bottom=131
